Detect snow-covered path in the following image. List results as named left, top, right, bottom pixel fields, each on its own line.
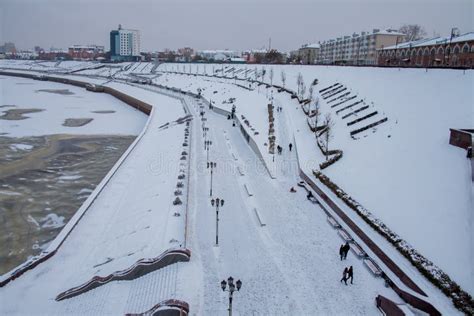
left=182, top=95, right=398, bottom=315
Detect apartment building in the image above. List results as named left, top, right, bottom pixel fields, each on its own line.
left=68, top=45, right=105, bottom=60
left=318, top=29, right=405, bottom=65
left=297, top=43, right=320, bottom=64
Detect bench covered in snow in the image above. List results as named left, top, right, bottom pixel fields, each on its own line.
left=327, top=216, right=341, bottom=228
left=253, top=208, right=266, bottom=227
left=244, top=183, right=253, bottom=196
left=350, top=242, right=367, bottom=258
left=364, top=258, right=383, bottom=277
left=337, top=228, right=353, bottom=242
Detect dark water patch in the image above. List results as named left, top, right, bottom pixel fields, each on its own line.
left=62, top=118, right=93, bottom=127
left=36, top=89, right=74, bottom=95
left=0, top=134, right=136, bottom=274
left=92, top=110, right=115, bottom=114
left=0, top=108, right=44, bottom=120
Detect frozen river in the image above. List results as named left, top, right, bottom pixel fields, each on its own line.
left=0, top=76, right=147, bottom=274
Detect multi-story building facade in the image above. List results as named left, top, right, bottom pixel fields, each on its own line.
left=110, top=25, right=141, bottom=62
left=68, top=45, right=104, bottom=60
left=297, top=43, right=320, bottom=64
left=377, top=31, right=474, bottom=68
left=318, top=29, right=405, bottom=65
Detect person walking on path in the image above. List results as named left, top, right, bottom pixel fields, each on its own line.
left=347, top=266, right=354, bottom=284
left=289, top=143, right=293, bottom=152
left=339, top=245, right=344, bottom=261
left=340, top=267, right=348, bottom=285
left=342, top=242, right=350, bottom=260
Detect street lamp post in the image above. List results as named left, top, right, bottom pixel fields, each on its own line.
left=221, top=277, right=242, bottom=316
left=211, top=197, right=224, bottom=246
left=207, top=161, right=216, bottom=196
left=204, top=140, right=212, bottom=163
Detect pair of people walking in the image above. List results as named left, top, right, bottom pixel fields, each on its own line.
left=277, top=145, right=283, bottom=155
left=339, top=242, right=350, bottom=260
left=340, top=266, right=354, bottom=285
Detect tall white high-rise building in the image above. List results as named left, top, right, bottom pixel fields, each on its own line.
left=110, top=24, right=141, bottom=61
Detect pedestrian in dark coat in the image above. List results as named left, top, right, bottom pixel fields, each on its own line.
left=339, top=245, right=344, bottom=261
left=340, top=267, right=348, bottom=285
left=289, top=143, right=293, bottom=151
left=343, top=242, right=350, bottom=259
left=347, top=266, right=353, bottom=284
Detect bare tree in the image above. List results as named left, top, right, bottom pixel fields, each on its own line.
left=269, top=68, right=274, bottom=86
left=308, top=85, right=314, bottom=103
left=312, top=98, right=321, bottom=137
left=301, top=84, right=306, bottom=99
left=281, top=70, right=286, bottom=87
left=322, top=113, right=333, bottom=161
left=296, top=72, right=303, bottom=96
left=399, top=24, right=427, bottom=41
left=262, top=67, right=266, bottom=83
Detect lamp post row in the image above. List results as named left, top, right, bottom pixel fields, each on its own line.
left=196, top=77, right=243, bottom=316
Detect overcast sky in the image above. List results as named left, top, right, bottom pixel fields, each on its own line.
left=1, top=0, right=473, bottom=52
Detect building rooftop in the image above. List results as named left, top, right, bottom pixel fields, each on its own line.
left=301, top=43, right=321, bottom=49
left=320, top=29, right=404, bottom=44
left=380, top=31, right=474, bottom=50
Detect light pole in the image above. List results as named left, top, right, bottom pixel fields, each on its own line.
left=211, top=197, right=224, bottom=246
left=203, top=126, right=209, bottom=140
left=207, top=161, right=216, bottom=196
left=221, top=277, right=242, bottom=316
left=204, top=140, right=212, bottom=162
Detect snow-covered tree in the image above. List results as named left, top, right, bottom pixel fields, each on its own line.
left=301, top=84, right=306, bottom=99
left=269, top=68, right=274, bottom=86
left=322, top=113, right=334, bottom=160
left=281, top=70, right=286, bottom=88
left=296, top=72, right=303, bottom=96
left=313, top=98, right=321, bottom=134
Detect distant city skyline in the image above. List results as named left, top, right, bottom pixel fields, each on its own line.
left=1, top=0, right=473, bottom=52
